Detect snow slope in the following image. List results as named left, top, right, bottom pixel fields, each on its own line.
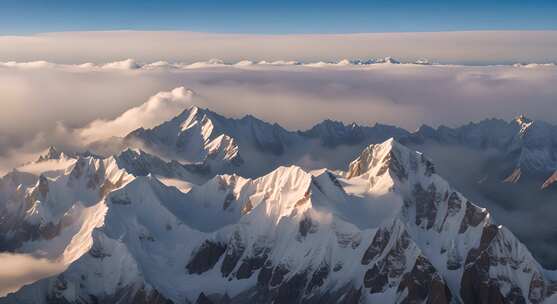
left=2, top=138, right=556, bottom=304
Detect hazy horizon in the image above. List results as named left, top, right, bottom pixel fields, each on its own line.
left=0, top=30, right=556, bottom=65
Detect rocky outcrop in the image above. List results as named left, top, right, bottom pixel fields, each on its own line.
left=186, top=241, right=227, bottom=275
left=397, top=256, right=452, bottom=304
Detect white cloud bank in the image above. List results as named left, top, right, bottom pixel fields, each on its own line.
left=0, top=253, right=65, bottom=297
left=0, top=61, right=556, bottom=171
left=0, top=31, right=556, bottom=65
left=79, top=86, right=195, bottom=143
left=0, top=60, right=555, bottom=175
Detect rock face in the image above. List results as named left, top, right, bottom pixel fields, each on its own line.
left=186, top=241, right=227, bottom=275
left=2, top=105, right=557, bottom=304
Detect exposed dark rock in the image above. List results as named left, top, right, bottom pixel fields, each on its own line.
left=327, top=172, right=344, bottom=190
left=270, top=264, right=290, bottom=287
left=421, top=154, right=436, bottom=177
left=461, top=266, right=505, bottom=304
left=299, top=216, right=314, bottom=237
left=196, top=292, right=214, bottom=304
left=363, top=264, right=388, bottom=294
left=397, top=256, right=451, bottom=304
left=413, top=183, right=438, bottom=230
left=187, top=240, right=227, bottom=275
left=362, top=227, right=390, bottom=265
left=364, top=228, right=413, bottom=294
left=528, top=271, right=545, bottom=304
left=221, top=231, right=245, bottom=277
left=446, top=245, right=462, bottom=270
left=241, top=199, right=254, bottom=214
left=223, top=192, right=235, bottom=210
left=38, top=221, right=63, bottom=239
left=257, top=263, right=273, bottom=286
left=38, top=175, right=50, bottom=199
left=275, top=271, right=308, bottom=304
left=86, top=169, right=104, bottom=190
left=461, top=225, right=506, bottom=304
left=236, top=247, right=270, bottom=279
left=459, top=201, right=487, bottom=233
left=447, top=192, right=462, bottom=216
left=307, top=262, right=330, bottom=292
left=505, top=286, right=527, bottom=304
left=439, top=191, right=463, bottom=233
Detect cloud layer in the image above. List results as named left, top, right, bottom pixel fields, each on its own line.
left=1, top=58, right=557, bottom=275
left=1, top=61, right=557, bottom=173
left=0, top=253, right=65, bottom=297
left=1, top=31, right=557, bottom=65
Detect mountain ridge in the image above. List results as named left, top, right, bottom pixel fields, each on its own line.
left=2, top=102, right=557, bottom=303
left=2, top=136, right=556, bottom=303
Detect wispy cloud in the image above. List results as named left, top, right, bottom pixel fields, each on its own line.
left=78, top=86, right=195, bottom=143
left=0, top=253, right=65, bottom=297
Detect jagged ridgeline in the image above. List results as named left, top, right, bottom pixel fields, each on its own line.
left=1, top=105, right=557, bottom=304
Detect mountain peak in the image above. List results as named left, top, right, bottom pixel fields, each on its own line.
left=118, top=147, right=144, bottom=158
left=347, top=138, right=408, bottom=178
left=175, top=104, right=203, bottom=120
left=346, top=138, right=436, bottom=185
left=187, top=104, right=201, bottom=113
left=37, top=146, right=63, bottom=162
left=514, top=114, right=533, bottom=126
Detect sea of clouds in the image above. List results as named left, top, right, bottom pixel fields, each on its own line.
left=1, top=31, right=557, bottom=294
left=1, top=58, right=557, bottom=173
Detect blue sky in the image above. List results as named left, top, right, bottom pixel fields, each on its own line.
left=2, top=0, right=557, bottom=34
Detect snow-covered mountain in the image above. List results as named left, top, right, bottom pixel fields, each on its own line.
left=122, top=105, right=409, bottom=178
left=1, top=136, right=556, bottom=303
left=300, top=119, right=408, bottom=148
left=396, top=116, right=557, bottom=269
left=2, top=103, right=557, bottom=303
left=120, top=105, right=557, bottom=193
left=401, top=115, right=557, bottom=188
